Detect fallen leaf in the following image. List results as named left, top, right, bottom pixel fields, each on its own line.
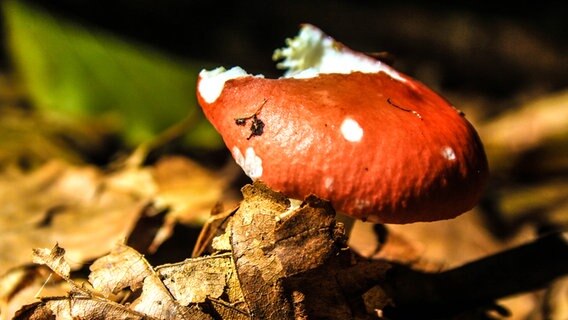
left=543, top=275, right=568, bottom=320
left=0, top=156, right=228, bottom=318
left=13, top=296, right=153, bottom=320
left=157, top=253, right=237, bottom=305
left=0, top=267, right=71, bottom=320
left=19, top=182, right=558, bottom=319
left=227, top=182, right=389, bottom=319
left=147, top=156, right=233, bottom=252
left=481, top=90, right=568, bottom=170
left=0, top=160, right=148, bottom=276
left=32, top=244, right=70, bottom=280
left=89, top=243, right=151, bottom=297
left=0, top=155, right=228, bottom=274
left=130, top=275, right=212, bottom=320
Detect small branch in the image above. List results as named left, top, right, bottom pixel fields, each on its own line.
left=380, top=232, right=568, bottom=318
left=124, top=111, right=199, bottom=167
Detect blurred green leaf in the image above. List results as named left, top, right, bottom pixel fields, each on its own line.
left=3, top=0, right=222, bottom=149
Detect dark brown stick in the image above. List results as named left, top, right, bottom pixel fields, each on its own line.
left=383, top=232, right=568, bottom=319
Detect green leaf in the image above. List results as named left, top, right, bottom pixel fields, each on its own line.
left=3, top=0, right=222, bottom=149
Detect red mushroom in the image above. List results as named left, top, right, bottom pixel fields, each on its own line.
left=196, top=24, right=489, bottom=224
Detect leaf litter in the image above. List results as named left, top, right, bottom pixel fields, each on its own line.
left=0, top=155, right=231, bottom=319
left=15, top=182, right=398, bottom=319
left=1, top=91, right=567, bottom=319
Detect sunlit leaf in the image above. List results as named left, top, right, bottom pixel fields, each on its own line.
left=3, top=0, right=222, bottom=148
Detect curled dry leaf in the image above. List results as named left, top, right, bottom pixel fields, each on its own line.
left=13, top=296, right=153, bottom=320
left=90, top=243, right=213, bottom=319
left=21, top=243, right=213, bottom=320
left=0, top=160, right=149, bottom=277
left=543, top=275, right=568, bottom=320
left=22, top=244, right=154, bottom=319
left=17, top=182, right=396, bottom=319
left=226, top=182, right=393, bottom=319
left=0, top=267, right=72, bottom=320
left=152, top=156, right=231, bottom=225
left=89, top=243, right=151, bottom=297
left=148, top=156, right=233, bottom=251
left=0, top=156, right=228, bottom=319
left=31, top=244, right=71, bottom=280
left=229, top=183, right=349, bottom=318
left=481, top=90, right=568, bottom=171
left=130, top=275, right=212, bottom=320
left=0, top=156, right=227, bottom=276
left=21, top=182, right=561, bottom=319
left=157, top=253, right=238, bottom=305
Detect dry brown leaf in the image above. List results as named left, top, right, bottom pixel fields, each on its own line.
left=0, top=160, right=148, bottom=276
left=13, top=296, right=154, bottom=320
left=157, top=253, right=238, bottom=305
left=89, top=243, right=151, bottom=297
left=227, top=182, right=391, bottom=319
left=2, top=275, right=71, bottom=320
left=481, top=90, right=568, bottom=168
left=152, top=156, right=229, bottom=225
left=543, top=275, right=568, bottom=320
left=147, top=156, right=232, bottom=252
left=22, top=245, right=151, bottom=319
left=20, top=182, right=556, bottom=319
left=24, top=243, right=213, bottom=319
left=0, top=267, right=64, bottom=320
left=31, top=244, right=71, bottom=280
left=157, top=253, right=250, bottom=318
left=207, top=298, right=250, bottom=320
left=89, top=242, right=214, bottom=319
left=0, top=156, right=229, bottom=318
left=14, top=182, right=397, bottom=319
left=0, top=156, right=228, bottom=278
left=90, top=243, right=209, bottom=319
left=131, top=274, right=213, bottom=320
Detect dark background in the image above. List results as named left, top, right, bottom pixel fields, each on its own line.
left=4, top=0, right=567, bottom=99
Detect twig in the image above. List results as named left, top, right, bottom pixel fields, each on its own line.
left=124, top=110, right=199, bottom=168
left=382, top=232, right=568, bottom=319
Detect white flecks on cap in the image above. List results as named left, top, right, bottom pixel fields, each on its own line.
left=232, top=146, right=263, bottom=180
left=340, top=118, right=364, bottom=142
left=354, top=198, right=372, bottom=211
left=198, top=67, right=263, bottom=104
left=324, top=177, right=334, bottom=190
left=441, top=146, right=457, bottom=161
left=273, top=24, right=407, bottom=83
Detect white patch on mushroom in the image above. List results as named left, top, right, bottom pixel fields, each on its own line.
left=232, top=146, right=263, bottom=180
left=324, top=177, right=334, bottom=190
left=340, top=118, right=364, bottom=142
left=441, top=146, right=457, bottom=161
left=198, top=67, right=264, bottom=104
left=354, top=199, right=372, bottom=211
left=273, top=24, right=407, bottom=83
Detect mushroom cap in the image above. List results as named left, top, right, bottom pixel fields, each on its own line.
left=196, top=25, right=489, bottom=224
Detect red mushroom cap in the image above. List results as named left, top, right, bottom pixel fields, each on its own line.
left=196, top=25, right=489, bottom=224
